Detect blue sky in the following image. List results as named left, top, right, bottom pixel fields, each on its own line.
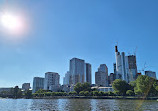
left=0, top=0, right=158, bottom=87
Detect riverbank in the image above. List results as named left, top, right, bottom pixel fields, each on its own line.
left=33, top=96, right=158, bottom=100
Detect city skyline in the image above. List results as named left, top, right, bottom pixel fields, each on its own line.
left=0, top=0, right=158, bottom=87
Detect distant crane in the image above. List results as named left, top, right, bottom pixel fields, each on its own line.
left=134, top=46, right=138, bottom=56
left=141, top=62, right=148, bottom=75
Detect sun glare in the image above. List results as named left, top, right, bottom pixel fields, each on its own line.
left=1, top=12, right=25, bottom=35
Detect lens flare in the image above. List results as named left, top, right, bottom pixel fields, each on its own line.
left=1, top=12, right=25, bottom=35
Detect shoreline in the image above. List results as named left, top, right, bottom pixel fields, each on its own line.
left=32, top=96, right=158, bottom=100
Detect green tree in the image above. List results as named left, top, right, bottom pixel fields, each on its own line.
left=45, top=92, right=51, bottom=96
left=99, top=91, right=105, bottom=96
left=126, top=90, right=134, bottom=96
left=82, top=82, right=91, bottom=92
left=108, top=91, right=114, bottom=96
left=68, top=91, right=77, bottom=96
left=13, top=86, right=22, bottom=99
left=79, top=91, right=85, bottom=96
left=74, top=83, right=82, bottom=94
left=25, top=90, right=33, bottom=99
left=92, top=91, right=99, bottom=96
left=135, top=75, right=157, bottom=96
left=84, top=91, right=90, bottom=96
left=74, top=82, right=91, bottom=94
left=112, top=79, right=129, bottom=96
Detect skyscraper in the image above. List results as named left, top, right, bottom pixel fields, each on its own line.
left=86, top=63, right=92, bottom=84
left=44, top=72, right=60, bottom=91
left=69, top=58, right=85, bottom=85
left=115, top=46, right=137, bottom=83
left=32, top=77, right=44, bottom=93
left=127, top=55, right=137, bottom=81
left=63, top=71, right=70, bottom=85
left=108, top=73, right=116, bottom=86
left=113, top=63, right=116, bottom=74
left=95, top=64, right=108, bottom=87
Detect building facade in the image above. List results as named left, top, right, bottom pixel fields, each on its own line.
left=127, top=55, right=137, bottom=81
left=91, top=86, right=113, bottom=92
left=145, top=71, right=157, bottom=79
left=86, top=63, right=92, bottom=84
left=69, top=58, right=85, bottom=85
left=32, top=77, right=44, bottom=93
left=44, top=72, right=60, bottom=91
left=113, top=63, right=116, bottom=74
left=108, top=73, right=116, bottom=86
left=22, top=83, right=30, bottom=91
left=95, top=64, right=108, bottom=87
left=63, top=71, right=70, bottom=85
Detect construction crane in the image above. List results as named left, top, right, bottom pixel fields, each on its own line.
left=141, top=62, right=148, bottom=75
left=134, top=46, right=137, bottom=56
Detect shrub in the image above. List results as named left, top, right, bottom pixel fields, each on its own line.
left=79, top=91, right=85, bottom=96
left=108, top=91, right=114, bottom=96
left=92, top=91, right=99, bottom=96
left=126, top=90, right=134, bottom=96
left=84, top=91, right=90, bottom=96
left=69, top=91, right=77, bottom=96
left=45, top=92, right=51, bottom=96
left=99, top=91, right=105, bottom=96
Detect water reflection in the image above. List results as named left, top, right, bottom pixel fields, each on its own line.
left=0, top=99, right=158, bottom=111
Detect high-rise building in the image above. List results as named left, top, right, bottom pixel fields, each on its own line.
left=95, top=64, right=108, bottom=87
left=127, top=55, right=137, bottom=81
left=113, top=63, right=116, bottom=74
left=108, top=73, right=116, bottom=86
left=69, top=58, right=85, bottom=85
left=115, top=46, right=137, bottom=83
left=145, top=71, right=157, bottom=79
left=44, top=72, right=60, bottom=91
left=86, top=63, right=92, bottom=84
left=32, top=77, right=44, bottom=93
left=22, top=83, right=30, bottom=91
left=63, top=71, right=70, bottom=85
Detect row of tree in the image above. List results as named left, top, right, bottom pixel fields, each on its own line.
left=1, top=75, right=157, bottom=98
left=33, top=90, right=115, bottom=97
left=112, top=75, right=158, bottom=96
left=33, top=75, right=158, bottom=97
left=0, top=86, right=32, bottom=99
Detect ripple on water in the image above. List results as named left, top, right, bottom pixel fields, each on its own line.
left=0, top=99, right=157, bottom=111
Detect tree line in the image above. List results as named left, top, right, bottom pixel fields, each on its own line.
left=112, top=75, right=158, bottom=97
left=1, top=75, right=158, bottom=99
left=0, top=86, right=32, bottom=99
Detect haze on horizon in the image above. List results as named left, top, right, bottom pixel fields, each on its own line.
left=0, top=0, right=158, bottom=87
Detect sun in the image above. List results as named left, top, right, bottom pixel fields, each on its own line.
left=1, top=12, right=24, bottom=34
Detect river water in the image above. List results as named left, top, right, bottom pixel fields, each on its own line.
left=0, top=99, right=158, bottom=111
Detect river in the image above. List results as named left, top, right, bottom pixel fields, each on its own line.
left=0, top=99, right=158, bottom=111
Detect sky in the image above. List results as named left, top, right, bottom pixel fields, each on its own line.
left=0, top=0, right=158, bottom=88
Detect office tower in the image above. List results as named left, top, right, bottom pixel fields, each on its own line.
left=113, top=63, right=116, bottom=74
left=95, top=64, right=108, bottom=87
left=44, top=72, right=60, bottom=91
left=63, top=71, right=70, bottom=85
left=115, top=46, right=137, bottom=83
left=115, top=46, right=128, bottom=81
left=86, top=63, right=92, bottom=84
left=32, top=77, right=44, bottom=93
left=69, top=58, right=85, bottom=85
left=22, top=83, right=30, bottom=91
left=127, top=55, right=137, bottom=81
left=108, top=73, right=116, bottom=86
left=145, top=71, right=157, bottom=79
